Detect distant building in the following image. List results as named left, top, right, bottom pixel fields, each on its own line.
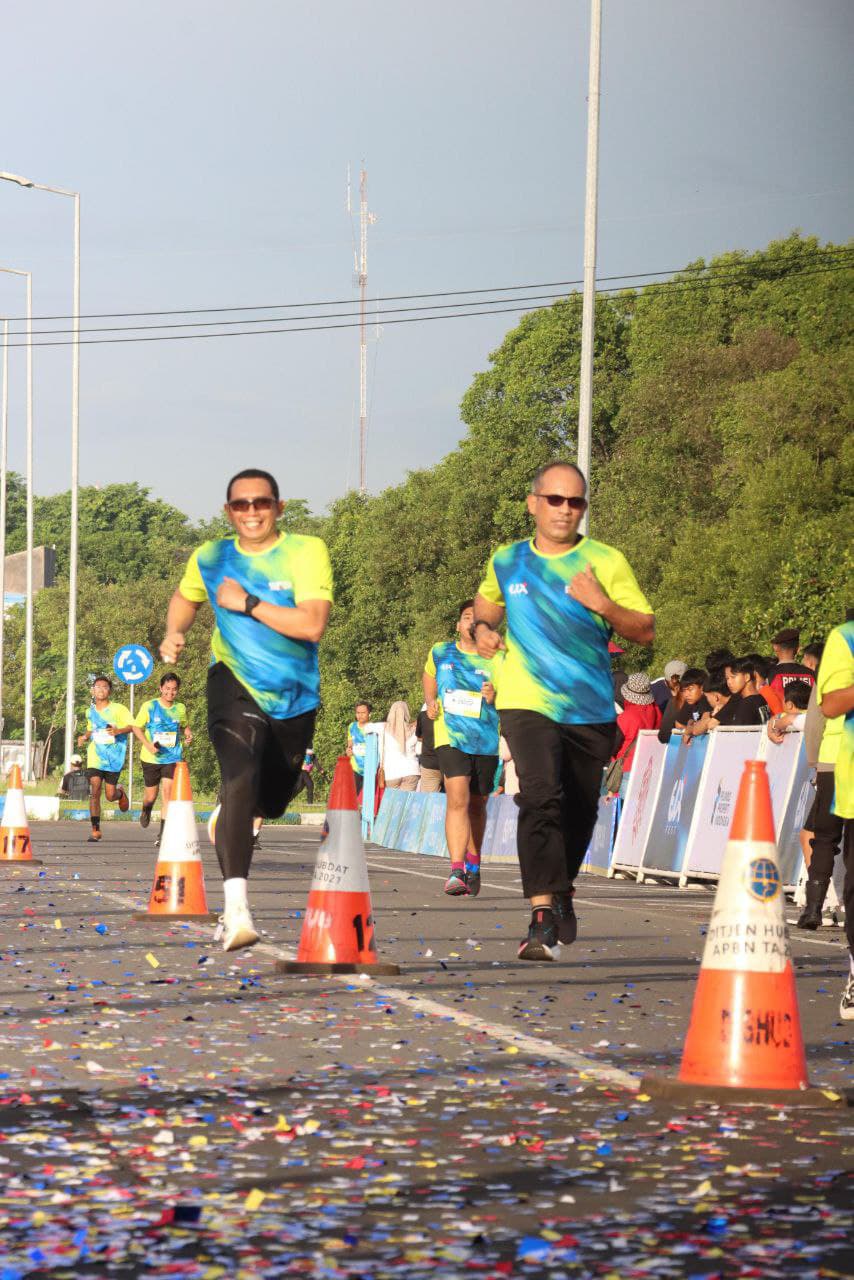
left=3, top=546, right=55, bottom=612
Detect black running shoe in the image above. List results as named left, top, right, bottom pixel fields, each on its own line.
left=553, top=889, right=577, bottom=945
left=139, top=805, right=152, bottom=830
left=465, top=867, right=481, bottom=897
left=518, top=909, right=557, bottom=962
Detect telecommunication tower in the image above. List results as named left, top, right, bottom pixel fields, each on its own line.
left=348, top=165, right=377, bottom=494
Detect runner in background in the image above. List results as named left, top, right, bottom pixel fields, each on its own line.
left=424, top=600, right=502, bottom=898
left=78, top=676, right=152, bottom=843
left=473, top=461, right=654, bottom=960
left=347, top=701, right=373, bottom=797
left=135, top=672, right=193, bottom=846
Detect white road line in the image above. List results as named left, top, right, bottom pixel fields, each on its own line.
left=46, top=879, right=638, bottom=1092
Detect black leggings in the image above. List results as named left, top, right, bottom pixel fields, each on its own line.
left=291, top=770, right=315, bottom=803
left=207, top=663, right=315, bottom=880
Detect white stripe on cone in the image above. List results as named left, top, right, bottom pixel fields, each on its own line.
left=309, top=811, right=370, bottom=895
left=159, top=799, right=201, bottom=863
left=2, top=785, right=28, bottom=829
left=701, top=839, right=789, bottom=975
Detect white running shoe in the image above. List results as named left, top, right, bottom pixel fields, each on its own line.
left=207, top=803, right=221, bottom=845
left=216, top=903, right=259, bottom=953
left=840, top=975, right=854, bottom=1022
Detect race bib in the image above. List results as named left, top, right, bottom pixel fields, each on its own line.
left=353, top=742, right=366, bottom=758
left=443, top=689, right=483, bottom=719
left=153, top=731, right=177, bottom=748
left=93, top=729, right=116, bottom=745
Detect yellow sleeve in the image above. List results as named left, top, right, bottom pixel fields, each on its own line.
left=599, top=549, right=652, bottom=615
left=134, top=700, right=151, bottom=729
left=424, top=647, right=437, bottom=678
left=477, top=553, right=504, bottom=606
left=112, top=703, right=134, bottom=730
left=293, top=537, right=334, bottom=605
left=817, top=628, right=854, bottom=702
left=178, top=548, right=208, bottom=604
left=489, top=650, right=505, bottom=689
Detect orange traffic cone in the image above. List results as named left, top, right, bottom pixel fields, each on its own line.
left=644, top=761, right=845, bottom=1107
left=0, top=765, right=41, bottom=865
left=277, top=757, right=399, bottom=975
left=133, top=763, right=216, bottom=922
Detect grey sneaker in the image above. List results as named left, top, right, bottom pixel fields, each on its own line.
left=840, top=976, right=854, bottom=1022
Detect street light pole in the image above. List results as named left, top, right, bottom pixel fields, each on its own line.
left=576, top=0, right=602, bottom=534
left=0, top=172, right=81, bottom=774
left=0, top=316, right=7, bottom=745
left=0, top=267, right=34, bottom=778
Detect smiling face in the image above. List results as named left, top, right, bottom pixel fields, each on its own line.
left=526, top=465, right=588, bottom=549
left=92, top=678, right=111, bottom=706
left=159, top=679, right=179, bottom=706
left=457, top=605, right=476, bottom=644
left=225, top=475, right=284, bottom=550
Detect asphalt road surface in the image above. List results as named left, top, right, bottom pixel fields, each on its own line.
left=1, top=822, right=851, bottom=1278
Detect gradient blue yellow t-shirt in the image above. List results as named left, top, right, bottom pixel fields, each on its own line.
left=348, top=721, right=367, bottom=775
left=477, top=536, right=651, bottom=725
left=179, top=532, right=333, bottom=719
left=86, top=702, right=133, bottom=772
left=816, top=620, right=854, bottom=820
left=135, top=699, right=188, bottom=765
left=424, top=643, right=501, bottom=755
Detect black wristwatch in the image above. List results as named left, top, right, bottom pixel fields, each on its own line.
left=244, top=593, right=261, bottom=617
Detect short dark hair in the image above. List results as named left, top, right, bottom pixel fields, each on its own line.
left=92, top=675, right=112, bottom=689
left=731, top=658, right=755, bottom=677
left=705, top=676, right=730, bottom=697
left=160, top=672, right=181, bottom=689
left=783, top=680, right=811, bottom=710
left=355, top=700, right=372, bottom=713
left=680, top=667, right=707, bottom=688
left=226, top=469, right=280, bottom=502
left=705, top=648, right=735, bottom=677
left=458, top=599, right=475, bottom=618
left=530, top=460, right=588, bottom=495
left=803, top=642, right=824, bottom=663
left=746, top=653, right=772, bottom=680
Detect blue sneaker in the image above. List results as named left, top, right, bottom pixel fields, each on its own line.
left=465, top=867, right=481, bottom=897
left=444, top=868, right=469, bottom=896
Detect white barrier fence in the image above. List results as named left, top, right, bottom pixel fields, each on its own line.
left=610, top=727, right=812, bottom=888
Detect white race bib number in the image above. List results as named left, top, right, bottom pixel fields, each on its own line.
left=443, top=689, right=483, bottom=719
left=93, top=729, right=115, bottom=745
left=154, top=731, right=177, bottom=748
left=353, top=742, right=366, bottom=758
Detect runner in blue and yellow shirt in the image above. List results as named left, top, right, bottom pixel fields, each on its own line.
left=346, top=701, right=373, bottom=796
left=473, top=461, right=654, bottom=962
left=77, top=675, right=152, bottom=843
left=160, top=468, right=333, bottom=953
left=423, top=600, right=502, bottom=898
left=135, top=671, right=193, bottom=845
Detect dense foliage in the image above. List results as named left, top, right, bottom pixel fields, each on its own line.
left=3, top=234, right=851, bottom=788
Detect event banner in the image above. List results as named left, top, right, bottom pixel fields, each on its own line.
left=610, top=732, right=669, bottom=873
left=420, top=795, right=449, bottom=858
left=582, top=794, right=619, bottom=875
left=771, top=736, right=813, bottom=887
left=639, top=732, right=709, bottom=878
left=396, top=793, right=430, bottom=853
left=679, top=727, right=764, bottom=880
left=483, top=794, right=520, bottom=863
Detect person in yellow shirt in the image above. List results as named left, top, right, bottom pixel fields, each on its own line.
left=77, top=676, right=153, bottom=843
left=135, top=672, right=193, bottom=846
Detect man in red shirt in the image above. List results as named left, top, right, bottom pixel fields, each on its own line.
left=769, top=628, right=815, bottom=699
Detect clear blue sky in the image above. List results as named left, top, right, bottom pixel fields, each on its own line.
left=1, top=0, right=851, bottom=521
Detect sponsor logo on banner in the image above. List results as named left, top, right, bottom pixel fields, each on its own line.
left=710, top=779, right=734, bottom=829
left=793, top=778, right=811, bottom=830
left=666, top=777, right=684, bottom=829
left=632, top=756, right=655, bottom=843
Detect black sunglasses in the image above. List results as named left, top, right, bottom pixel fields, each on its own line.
left=228, top=496, right=277, bottom=513
left=536, top=493, right=588, bottom=510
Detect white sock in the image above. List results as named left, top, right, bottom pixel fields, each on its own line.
left=223, top=878, right=248, bottom=912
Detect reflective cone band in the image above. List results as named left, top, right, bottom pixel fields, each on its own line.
left=134, top=763, right=216, bottom=922
left=0, top=764, right=41, bottom=864
left=278, top=757, right=399, bottom=975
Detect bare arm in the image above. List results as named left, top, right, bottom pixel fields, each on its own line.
left=473, top=592, right=506, bottom=659
left=820, top=684, right=854, bottom=720
left=568, top=565, right=655, bottom=646
left=216, top=578, right=330, bottom=643
left=130, top=724, right=158, bottom=754
left=422, top=672, right=439, bottom=719
left=161, top=589, right=203, bottom=663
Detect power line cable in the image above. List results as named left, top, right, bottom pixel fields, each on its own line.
left=4, top=260, right=852, bottom=350
left=2, top=245, right=851, bottom=324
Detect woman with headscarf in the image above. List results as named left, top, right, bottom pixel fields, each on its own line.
left=379, top=700, right=420, bottom=791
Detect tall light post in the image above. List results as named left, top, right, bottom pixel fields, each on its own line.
left=0, top=266, right=34, bottom=777
left=0, top=315, right=8, bottom=744
left=0, top=172, right=81, bottom=772
left=576, top=0, right=602, bottom=533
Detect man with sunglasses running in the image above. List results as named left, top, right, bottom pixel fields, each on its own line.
left=160, top=469, right=333, bottom=952
left=473, top=461, right=654, bottom=961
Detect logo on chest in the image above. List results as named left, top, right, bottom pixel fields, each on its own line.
left=508, top=582, right=528, bottom=596
left=267, top=580, right=294, bottom=592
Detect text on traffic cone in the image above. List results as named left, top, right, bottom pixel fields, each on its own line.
left=278, top=757, right=399, bottom=974
left=136, top=762, right=214, bottom=920
left=0, top=764, right=37, bottom=863
left=678, top=760, right=809, bottom=1091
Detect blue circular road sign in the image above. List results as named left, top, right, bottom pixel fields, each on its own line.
left=113, top=644, right=154, bottom=685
